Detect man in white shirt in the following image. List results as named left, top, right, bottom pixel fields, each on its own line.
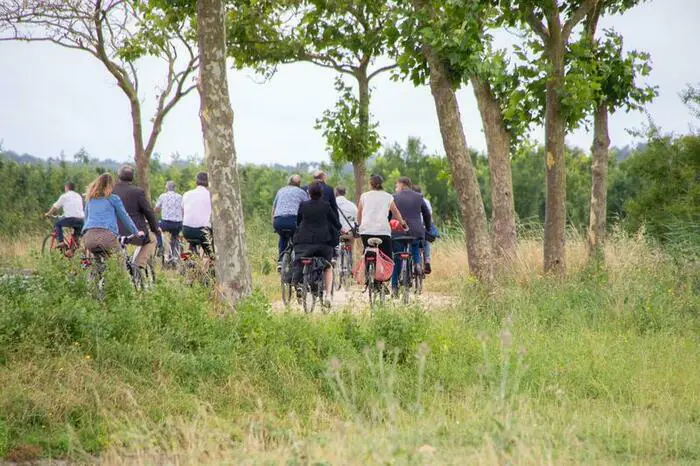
left=45, top=181, right=85, bottom=244
left=155, top=180, right=184, bottom=262
left=335, top=186, right=358, bottom=232
left=182, top=172, right=213, bottom=257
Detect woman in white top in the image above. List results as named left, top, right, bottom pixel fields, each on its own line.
left=356, top=174, right=407, bottom=259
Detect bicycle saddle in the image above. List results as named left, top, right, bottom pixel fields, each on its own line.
left=367, top=238, right=383, bottom=247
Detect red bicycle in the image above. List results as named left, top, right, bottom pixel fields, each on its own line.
left=42, top=216, right=82, bottom=258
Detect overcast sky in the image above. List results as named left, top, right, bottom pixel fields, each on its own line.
left=1, top=0, right=699, bottom=165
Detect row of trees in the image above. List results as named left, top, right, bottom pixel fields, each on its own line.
left=3, top=133, right=696, bottom=246
left=0, top=0, right=664, bottom=303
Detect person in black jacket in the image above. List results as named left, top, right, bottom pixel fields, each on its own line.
left=113, top=165, right=161, bottom=270
left=294, top=181, right=342, bottom=305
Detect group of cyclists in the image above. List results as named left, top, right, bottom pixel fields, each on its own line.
left=47, top=165, right=437, bottom=304
left=272, top=170, right=437, bottom=306
left=46, top=166, right=214, bottom=273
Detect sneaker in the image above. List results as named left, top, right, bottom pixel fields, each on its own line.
left=424, top=263, right=432, bottom=275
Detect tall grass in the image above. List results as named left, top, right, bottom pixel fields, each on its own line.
left=0, top=229, right=698, bottom=463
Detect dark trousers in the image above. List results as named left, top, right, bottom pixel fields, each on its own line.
left=183, top=226, right=214, bottom=258
left=159, top=220, right=183, bottom=255
left=391, top=239, right=422, bottom=288
left=274, top=215, right=298, bottom=258
left=361, top=235, right=393, bottom=261
left=55, top=217, right=84, bottom=242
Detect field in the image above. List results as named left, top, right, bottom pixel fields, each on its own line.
left=0, top=225, right=699, bottom=464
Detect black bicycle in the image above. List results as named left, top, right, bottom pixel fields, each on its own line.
left=279, top=229, right=296, bottom=306
left=393, top=236, right=423, bottom=304
left=299, top=257, right=331, bottom=314
left=336, top=233, right=355, bottom=291
left=362, top=237, right=389, bottom=309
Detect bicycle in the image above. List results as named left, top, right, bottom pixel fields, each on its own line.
left=279, top=229, right=296, bottom=306
left=42, top=216, right=82, bottom=258
left=299, top=256, right=331, bottom=314
left=336, top=233, right=355, bottom=291
left=363, top=237, right=389, bottom=309
left=393, top=236, right=423, bottom=304
left=159, top=230, right=185, bottom=269
left=179, top=232, right=215, bottom=286
left=81, top=233, right=154, bottom=299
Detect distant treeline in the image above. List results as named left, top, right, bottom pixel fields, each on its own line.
left=1, top=136, right=698, bottom=244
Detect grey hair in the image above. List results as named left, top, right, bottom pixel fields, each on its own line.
left=313, top=170, right=326, bottom=181
left=166, top=180, right=176, bottom=192
left=288, top=174, right=302, bottom=186
left=118, top=165, right=135, bottom=182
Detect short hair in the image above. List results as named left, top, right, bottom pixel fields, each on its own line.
left=335, top=186, right=346, bottom=197
left=308, top=181, right=323, bottom=200
left=397, top=176, right=412, bottom=187
left=196, top=172, right=208, bottom=187
left=412, top=185, right=422, bottom=193
left=166, top=180, right=176, bottom=192
left=65, top=181, right=76, bottom=191
left=288, top=174, right=301, bottom=186
left=118, top=165, right=135, bottom=182
left=370, top=174, right=383, bottom=190
left=313, top=170, right=326, bottom=181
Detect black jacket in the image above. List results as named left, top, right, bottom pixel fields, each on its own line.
left=294, top=199, right=342, bottom=246
left=392, top=189, right=432, bottom=239
left=304, top=182, right=340, bottom=222
left=113, top=182, right=159, bottom=243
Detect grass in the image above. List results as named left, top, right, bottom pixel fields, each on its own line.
left=0, top=226, right=699, bottom=464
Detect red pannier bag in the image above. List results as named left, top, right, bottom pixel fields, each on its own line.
left=353, top=250, right=394, bottom=284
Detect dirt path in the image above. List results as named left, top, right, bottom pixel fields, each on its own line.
left=271, top=284, right=458, bottom=313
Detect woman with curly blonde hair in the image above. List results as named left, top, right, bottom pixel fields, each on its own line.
left=82, top=173, right=143, bottom=254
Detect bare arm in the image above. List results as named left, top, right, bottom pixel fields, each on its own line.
left=356, top=199, right=363, bottom=227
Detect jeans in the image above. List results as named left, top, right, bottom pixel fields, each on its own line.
left=55, top=217, right=84, bottom=242
left=423, top=240, right=432, bottom=264
left=391, top=239, right=422, bottom=289
left=274, top=215, right=297, bottom=258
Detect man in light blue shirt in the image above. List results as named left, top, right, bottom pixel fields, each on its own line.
left=272, top=174, right=309, bottom=259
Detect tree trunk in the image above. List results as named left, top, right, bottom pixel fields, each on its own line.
left=128, top=98, right=151, bottom=199
left=354, top=72, right=370, bottom=202
left=587, top=103, right=610, bottom=261
left=196, top=0, right=252, bottom=308
left=352, top=160, right=366, bottom=203
left=471, top=75, right=518, bottom=263
left=543, top=38, right=568, bottom=276
left=423, top=45, right=492, bottom=283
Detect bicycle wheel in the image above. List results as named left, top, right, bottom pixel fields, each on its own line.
left=88, top=258, right=106, bottom=301
left=367, top=262, right=376, bottom=308
left=42, top=233, right=56, bottom=257
left=335, top=253, right=344, bottom=291
left=280, top=251, right=293, bottom=306
left=401, top=260, right=411, bottom=305
left=414, top=263, right=423, bottom=296
left=302, top=265, right=315, bottom=314
left=144, top=261, right=156, bottom=288
left=345, top=250, right=353, bottom=290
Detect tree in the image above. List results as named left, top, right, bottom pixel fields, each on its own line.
left=197, top=0, right=253, bottom=307
left=315, top=76, right=381, bottom=186
left=494, top=0, right=601, bottom=275
left=680, top=83, right=700, bottom=122
left=389, top=0, right=493, bottom=283
left=226, top=0, right=398, bottom=202
left=0, top=0, right=199, bottom=198
left=580, top=1, right=656, bottom=261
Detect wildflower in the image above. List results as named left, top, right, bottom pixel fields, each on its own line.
left=376, top=340, right=385, bottom=352
left=85, top=355, right=91, bottom=360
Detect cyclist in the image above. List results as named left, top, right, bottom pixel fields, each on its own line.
left=45, top=181, right=84, bottom=246
left=82, top=173, right=144, bottom=254
left=335, top=186, right=357, bottom=232
left=182, top=172, right=214, bottom=258
left=390, top=177, right=431, bottom=294
left=293, top=181, right=342, bottom=307
left=272, top=174, right=308, bottom=264
left=154, top=180, right=183, bottom=260
left=356, top=174, right=407, bottom=263
left=113, top=165, right=160, bottom=273
left=307, top=171, right=341, bottom=257
left=412, top=184, right=437, bottom=275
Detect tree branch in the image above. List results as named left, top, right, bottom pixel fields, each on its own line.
left=563, top=0, right=599, bottom=42
left=526, top=11, right=550, bottom=42
left=368, top=63, right=398, bottom=81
